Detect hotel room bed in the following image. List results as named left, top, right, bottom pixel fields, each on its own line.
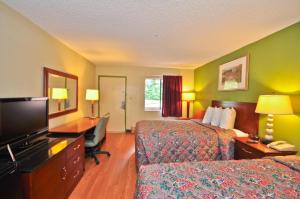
left=135, top=120, right=235, bottom=168
left=136, top=155, right=300, bottom=199
left=135, top=100, right=259, bottom=168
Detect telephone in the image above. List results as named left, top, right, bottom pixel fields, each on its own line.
left=267, top=141, right=296, bottom=151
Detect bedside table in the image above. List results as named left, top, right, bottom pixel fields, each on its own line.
left=234, top=137, right=297, bottom=160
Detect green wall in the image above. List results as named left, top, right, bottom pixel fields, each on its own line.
left=194, top=22, right=300, bottom=154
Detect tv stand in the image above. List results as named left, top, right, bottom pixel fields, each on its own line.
left=18, top=141, right=34, bottom=149
left=0, top=135, right=47, bottom=159
left=16, top=138, right=48, bottom=151
left=21, top=135, right=84, bottom=199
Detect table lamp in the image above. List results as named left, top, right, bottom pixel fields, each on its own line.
left=52, top=88, right=68, bottom=111
left=255, top=95, right=293, bottom=144
left=182, top=92, right=195, bottom=118
left=86, top=89, right=99, bottom=118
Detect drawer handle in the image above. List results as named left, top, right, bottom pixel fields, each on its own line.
left=73, top=156, right=80, bottom=164
left=241, top=148, right=253, bottom=154
left=61, top=166, right=67, bottom=181
left=73, top=144, right=81, bottom=151
left=73, top=170, right=80, bottom=179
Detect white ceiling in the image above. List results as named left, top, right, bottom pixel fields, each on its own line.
left=3, top=0, right=300, bottom=69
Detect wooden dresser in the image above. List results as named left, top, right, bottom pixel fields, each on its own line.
left=21, top=136, right=84, bottom=199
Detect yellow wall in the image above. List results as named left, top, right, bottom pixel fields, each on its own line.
left=95, top=65, right=194, bottom=129
left=0, top=2, right=96, bottom=128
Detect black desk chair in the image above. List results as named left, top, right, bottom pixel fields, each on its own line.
left=85, top=113, right=111, bottom=165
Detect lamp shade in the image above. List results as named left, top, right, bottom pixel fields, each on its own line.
left=86, top=89, right=99, bottom=101
left=182, top=92, right=195, bottom=101
left=255, top=95, right=293, bottom=115
left=52, top=88, right=68, bottom=100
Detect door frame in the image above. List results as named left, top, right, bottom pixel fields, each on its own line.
left=98, top=75, right=127, bottom=131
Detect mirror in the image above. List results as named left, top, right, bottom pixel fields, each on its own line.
left=43, top=67, right=78, bottom=119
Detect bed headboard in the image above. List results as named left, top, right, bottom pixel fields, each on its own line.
left=211, top=100, right=259, bottom=136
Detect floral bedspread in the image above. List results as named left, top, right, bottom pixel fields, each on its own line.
left=136, top=155, right=300, bottom=199
left=135, top=120, right=235, bottom=169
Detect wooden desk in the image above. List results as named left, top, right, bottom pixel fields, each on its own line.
left=49, top=117, right=100, bottom=134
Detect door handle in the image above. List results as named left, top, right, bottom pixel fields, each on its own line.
left=121, top=101, right=126, bottom=110
left=61, top=166, right=67, bottom=181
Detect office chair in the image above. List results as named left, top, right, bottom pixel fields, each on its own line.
left=85, top=113, right=111, bottom=165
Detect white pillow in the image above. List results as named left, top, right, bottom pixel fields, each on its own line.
left=231, top=129, right=249, bottom=137
left=219, top=108, right=236, bottom=129
left=210, top=107, right=223, bottom=126
left=202, top=106, right=214, bottom=124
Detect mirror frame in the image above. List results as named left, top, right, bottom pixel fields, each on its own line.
left=43, top=67, right=78, bottom=119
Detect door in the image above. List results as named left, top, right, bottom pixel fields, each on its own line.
left=98, top=76, right=126, bottom=132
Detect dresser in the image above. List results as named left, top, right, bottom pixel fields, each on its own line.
left=21, top=136, right=84, bottom=199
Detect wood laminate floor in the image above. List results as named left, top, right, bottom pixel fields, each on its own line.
left=69, top=133, right=136, bottom=199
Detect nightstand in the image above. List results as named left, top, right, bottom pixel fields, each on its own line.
left=234, top=137, right=297, bottom=160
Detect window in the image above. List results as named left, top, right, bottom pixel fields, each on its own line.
left=144, top=77, right=162, bottom=111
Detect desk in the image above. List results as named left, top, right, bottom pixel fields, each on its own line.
left=49, top=117, right=100, bottom=134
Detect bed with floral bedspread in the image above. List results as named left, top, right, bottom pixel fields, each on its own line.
left=135, top=120, right=235, bottom=169
left=136, top=155, right=300, bottom=199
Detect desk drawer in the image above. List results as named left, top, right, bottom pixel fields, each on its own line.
left=67, top=152, right=83, bottom=172
left=66, top=136, right=84, bottom=160
left=66, top=161, right=84, bottom=196
left=235, top=142, right=264, bottom=160
left=24, top=152, right=66, bottom=199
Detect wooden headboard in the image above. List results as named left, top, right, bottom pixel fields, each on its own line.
left=211, top=100, right=259, bottom=136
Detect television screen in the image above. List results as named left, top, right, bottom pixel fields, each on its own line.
left=0, top=97, right=48, bottom=146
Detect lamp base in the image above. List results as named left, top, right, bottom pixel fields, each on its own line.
left=186, top=101, right=190, bottom=118
left=263, top=114, right=274, bottom=144
left=88, top=102, right=97, bottom=119
left=261, top=138, right=272, bottom=145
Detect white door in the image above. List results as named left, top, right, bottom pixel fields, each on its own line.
left=99, top=76, right=126, bottom=132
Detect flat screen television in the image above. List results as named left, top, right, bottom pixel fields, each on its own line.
left=0, top=97, right=48, bottom=146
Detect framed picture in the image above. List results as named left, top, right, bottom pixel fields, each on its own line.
left=218, top=55, right=249, bottom=91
